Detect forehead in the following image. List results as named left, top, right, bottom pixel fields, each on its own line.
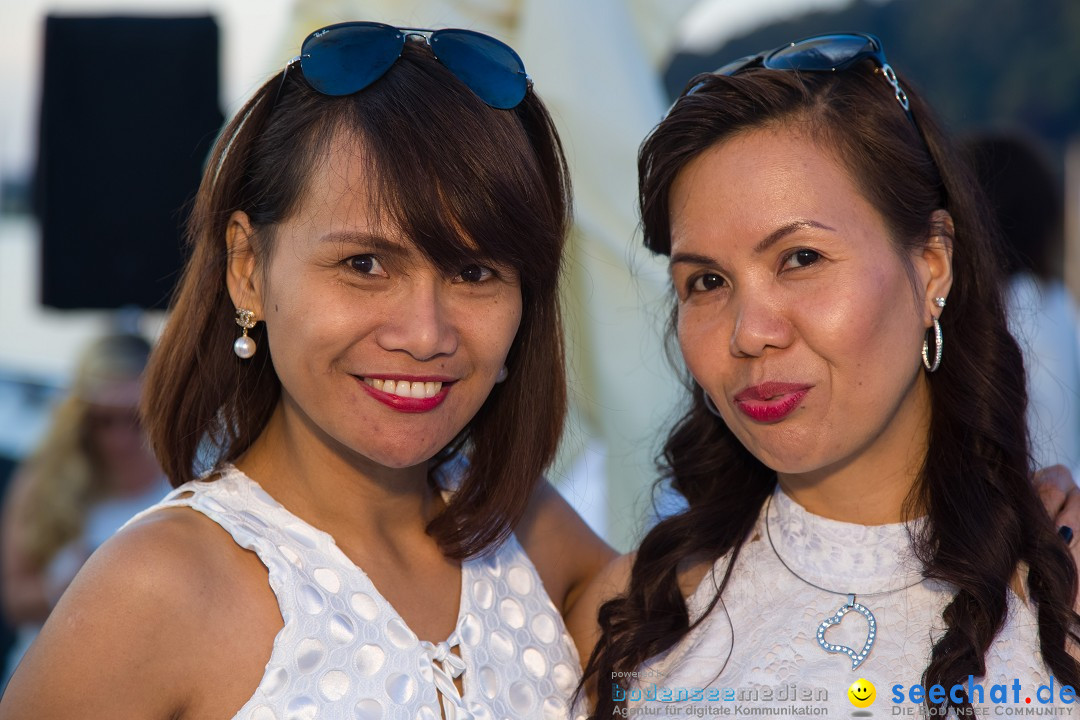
left=292, top=130, right=390, bottom=233
left=668, top=125, right=878, bottom=253
left=287, top=127, right=485, bottom=257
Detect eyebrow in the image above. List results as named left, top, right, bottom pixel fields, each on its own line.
left=669, top=219, right=837, bottom=267
left=754, top=219, right=836, bottom=254
left=318, top=231, right=413, bottom=259
left=669, top=251, right=718, bottom=267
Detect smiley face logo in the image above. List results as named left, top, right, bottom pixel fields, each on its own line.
left=848, top=678, right=876, bottom=708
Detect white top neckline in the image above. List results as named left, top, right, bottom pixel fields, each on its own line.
left=763, top=486, right=925, bottom=594
left=216, top=464, right=473, bottom=717
left=218, top=463, right=470, bottom=650
left=127, top=463, right=586, bottom=719
left=641, top=484, right=1049, bottom=717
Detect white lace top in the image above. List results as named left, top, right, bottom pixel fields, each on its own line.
left=129, top=466, right=584, bottom=720
left=632, top=486, right=1052, bottom=716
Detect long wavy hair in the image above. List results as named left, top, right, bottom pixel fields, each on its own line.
left=142, top=39, right=572, bottom=560
left=18, top=334, right=151, bottom=567
left=584, top=63, right=1080, bottom=715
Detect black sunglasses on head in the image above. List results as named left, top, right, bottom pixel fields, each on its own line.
left=684, top=33, right=914, bottom=126
left=279, top=21, right=531, bottom=110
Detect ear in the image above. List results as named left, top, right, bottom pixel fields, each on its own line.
left=913, top=208, right=954, bottom=326
left=225, top=211, right=264, bottom=317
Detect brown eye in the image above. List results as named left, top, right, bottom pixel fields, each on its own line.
left=691, top=273, right=725, bottom=292
left=456, top=264, right=493, bottom=283
left=783, top=249, right=821, bottom=269
left=347, top=254, right=387, bottom=276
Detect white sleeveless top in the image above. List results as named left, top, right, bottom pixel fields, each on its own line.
left=632, top=487, right=1051, bottom=716
left=129, top=465, right=584, bottom=720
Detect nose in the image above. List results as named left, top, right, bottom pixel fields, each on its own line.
left=728, top=288, right=793, bottom=357
left=376, top=278, right=458, bottom=361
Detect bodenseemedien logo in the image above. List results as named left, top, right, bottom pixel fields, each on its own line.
left=611, top=681, right=831, bottom=716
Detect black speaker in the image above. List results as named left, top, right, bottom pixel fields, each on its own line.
left=35, top=16, right=224, bottom=310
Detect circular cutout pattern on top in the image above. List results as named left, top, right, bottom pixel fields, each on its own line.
left=159, top=467, right=585, bottom=719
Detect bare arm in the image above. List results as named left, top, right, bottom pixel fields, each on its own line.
left=515, top=480, right=618, bottom=629
left=0, top=509, right=244, bottom=719
left=564, top=552, right=633, bottom=664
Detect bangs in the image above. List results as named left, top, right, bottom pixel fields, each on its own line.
left=337, top=41, right=563, bottom=293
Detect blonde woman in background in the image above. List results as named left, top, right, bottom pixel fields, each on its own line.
left=1, top=333, right=167, bottom=683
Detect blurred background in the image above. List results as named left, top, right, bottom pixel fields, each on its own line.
left=0, top=0, right=1077, bottom=678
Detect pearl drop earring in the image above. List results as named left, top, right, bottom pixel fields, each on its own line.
left=234, top=308, right=257, bottom=359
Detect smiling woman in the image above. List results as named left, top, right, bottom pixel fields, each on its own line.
left=221, top=131, right=527, bottom=475
left=0, top=21, right=614, bottom=720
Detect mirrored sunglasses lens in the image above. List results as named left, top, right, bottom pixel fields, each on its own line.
left=430, top=30, right=527, bottom=109
left=765, top=34, right=872, bottom=71
left=301, top=24, right=404, bottom=96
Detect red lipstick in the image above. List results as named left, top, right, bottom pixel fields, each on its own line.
left=356, top=375, right=453, bottom=413
left=733, top=382, right=811, bottom=422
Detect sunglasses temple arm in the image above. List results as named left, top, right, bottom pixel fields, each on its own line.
left=270, top=55, right=302, bottom=109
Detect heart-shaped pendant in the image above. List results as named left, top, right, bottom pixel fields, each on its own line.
left=816, top=594, right=876, bottom=669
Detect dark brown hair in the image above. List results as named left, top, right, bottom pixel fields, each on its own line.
left=142, top=40, right=572, bottom=559
left=584, top=63, right=1080, bottom=715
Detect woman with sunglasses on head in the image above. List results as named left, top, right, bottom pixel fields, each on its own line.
left=0, top=23, right=612, bottom=720
left=578, top=34, right=1080, bottom=717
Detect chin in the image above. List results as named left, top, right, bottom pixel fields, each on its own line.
left=353, top=439, right=451, bottom=471
left=740, top=438, right=823, bottom=476
left=751, top=455, right=803, bottom=475
left=325, top=418, right=456, bottom=471
left=732, top=419, right=827, bottom=472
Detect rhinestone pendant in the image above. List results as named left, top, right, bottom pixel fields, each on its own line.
left=816, top=594, right=876, bottom=670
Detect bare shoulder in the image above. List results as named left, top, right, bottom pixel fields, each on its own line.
left=71, top=505, right=237, bottom=608
left=0, top=506, right=276, bottom=719
left=515, top=479, right=617, bottom=618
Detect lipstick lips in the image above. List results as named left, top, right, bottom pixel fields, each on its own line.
left=357, top=374, right=454, bottom=413
left=733, top=381, right=811, bottom=422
